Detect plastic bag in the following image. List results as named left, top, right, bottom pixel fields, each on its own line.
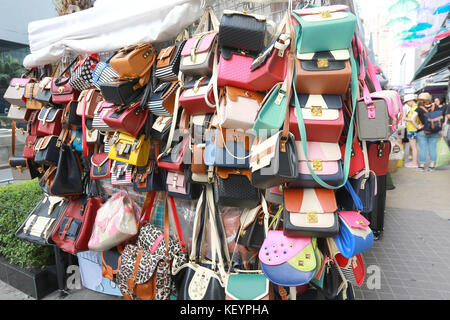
left=436, top=138, right=450, bottom=167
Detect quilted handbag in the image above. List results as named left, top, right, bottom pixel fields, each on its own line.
left=109, top=43, right=156, bottom=89
left=288, top=141, right=343, bottom=188
left=333, top=211, right=374, bottom=259
left=292, top=5, right=357, bottom=54
left=92, top=100, right=115, bottom=132
left=132, top=160, right=166, bottom=192
left=92, top=58, right=120, bottom=90
left=9, top=157, right=40, bottom=180
left=367, top=140, right=391, bottom=176
left=99, top=78, right=140, bottom=105
left=179, top=77, right=215, bottom=115
left=155, top=41, right=186, bottom=82
left=259, top=231, right=319, bottom=287
left=34, top=135, right=60, bottom=166
left=90, top=152, right=111, bottom=180
left=4, top=77, right=33, bottom=107
left=236, top=196, right=269, bottom=250
left=217, top=49, right=257, bottom=91
left=295, top=49, right=352, bottom=95
left=88, top=192, right=141, bottom=252
left=110, top=161, right=133, bottom=186
left=108, top=132, right=151, bottom=166
left=34, top=77, right=53, bottom=104
left=218, top=10, right=271, bottom=53
left=69, top=55, right=99, bottom=91
left=283, top=188, right=339, bottom=238
left=36, top=106, right=62, bottom=137
left=148, top=81, right=181, bottom=117
left=22, top=135, right=38, bottom=160
left=15, top=195, right=67, bottom=246
left=204, top=127, right=252, bottom=169
left=24, top=83, right=44, bottom=110
left=102, top=101, right=149, bottom=137
left=7, top=104, right=31, bottom=123
left=289, top=94, right=345, bottom=143
left=217, top=86, right=264, bottom=130
left=213, top=167, right=261, bottom=208
left=77, top=89, right=104, bottom=118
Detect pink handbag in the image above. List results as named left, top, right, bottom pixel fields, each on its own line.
left=217, top=50, right=257, bottom=91
left=166, top=171, right=187, bottom=195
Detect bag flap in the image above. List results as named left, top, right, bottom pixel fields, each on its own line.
left=38, top=107, right=61, bottom=122
left=217, top=128, right=251, bottom=151
left=10, top=78, right=32, bottom=87
left=217, top=167, right=252, bottom=181
left=296, top=141, right=341, bottom=161
left=225, top=273, right=269, bottom=300
left=167, top=171, right=185, bottom=188
left=224, top=86, right=264, bottom=104
left=240, top=206, right=262, bottom=230
left=181, top=32, right=217, bottom=56
left=183, top=77, right=210, bottom=90
left=284, top=188, right=337, bottom=213
left=288, top=211, right=337, bottom=229
left=295, top=6, right=349, bottom=21
left=338, top=211, right=370, bottom=231
left=52, top=78, right=73, bottom=95
left=297, top=49, right=349, bottom=61
left=223, top=10, right=267, bottom=21
left=258, top=230, right=311, bottom=266
left=157, top=45, right=176, bottom=62
left=249, top=132, right=280, bottom=172
left=37, top=135, right=57, bottom=150
left=292, top=94, right=343, bottom=110
left=152, top=116, right=172, bottom=132
left=286, top=242, right=317, bottom=272
left=9, top=157, right=29, bottom=169
left=38, top=77, right=53, bottom=90
left=150, top=81, right=179, bottom=101
left=91, top=152, right=109, bottom=167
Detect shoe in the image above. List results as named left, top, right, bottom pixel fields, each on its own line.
left=416, top=166, right=425, bottom=172
left=404, top=162, right=418, bottom=168
left=386, top=185, right=395, bottom=190
left=427, top=166, right=436, bottom=172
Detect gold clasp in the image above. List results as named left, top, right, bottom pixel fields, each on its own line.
left=275, top=91, right=285, bottom=105
left=312, top=159, right=322, bottom=171
left=317, top=58, right=329, bottom=68
left=311, top=106, right=322, bottom=117
left=356, top=220, right=366, bottom=226
left=306, top=212, right=318, bottom=224
left=58, top=87, right=65, bottom=93
left=319, top=10, right=332, bottom=18
left=15, top=84, right=20, bottom=90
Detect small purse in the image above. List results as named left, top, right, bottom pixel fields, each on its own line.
left=4, top=77, right=33, bottom=107
left=77, top=89, right=104, bottom=118
left=166, top=169, right=201, bottom=200
left=333, top=211, right=374, bottom=259
left=102, top=101, right=149, bottom=137
left=283, top=188, right=340, bottom=238
left=236, top=196, right=269, bottom=250
left=367, top=141, right=391, bottom=176
left=99, top=77, right=140, bottom=105
left=148, top=81, right=181, bottom=117
left=108, top=132, right=151, bottom=166
left=157, top=136, right=190, bottom=173
left=110, top=161, right=133, bottom=185
left=34, top=77, right=54, bottom=104
left=9, top=157, right=40, bottom=180
left=7, top=104, right=32, bottom=123
left=22, top=135, right=38, bottom=160
left=24, top=83, right=44, bottom=110
left=336, top=172, right=377, bottom=214
left=34, top=135, right=60, bottom=166
left=36, top=106, right=63, bottom=137
left=155, top=41, right=186, bottom=82
left=217, top=49, right=257, bottom=91
left=179, top=77, right=215, bottom=115
left=90, top=152, right=111, bottom=180
left=213, top=167, right=261, bottom=208
left=132, top=160, right=166, bottom=192
left=62, top=100, right=82, bottom=126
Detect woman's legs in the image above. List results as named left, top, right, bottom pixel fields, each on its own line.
left=409, top=137, right=418, bottom=165
left=427, top=132, right=440, bottom=167
left=417, top=130, right=427, bottom=168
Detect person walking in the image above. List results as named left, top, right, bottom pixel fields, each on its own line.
left=411, top=92, right=444, bottom=172
left=403, top=94, right=419, bottom=168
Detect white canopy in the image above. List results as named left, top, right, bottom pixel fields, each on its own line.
left=23, top=0, right=204, bottom=68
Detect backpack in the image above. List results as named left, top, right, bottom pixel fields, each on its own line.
left=420, top=105, right=444, bottom=134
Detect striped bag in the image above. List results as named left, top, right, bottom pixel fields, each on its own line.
left=92, top=101, right=115, bottom=132
left=154, top=41, right=186, bottom=82
left=110, top=161, right=133, bottom=185
left=92, top=61, right=120, bottom=90
left=148, top=81, right=181, bottom=117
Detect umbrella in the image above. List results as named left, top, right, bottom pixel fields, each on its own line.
left=387, top=16, right=412, bottom=28
left=433, top=3, right=450, bottom=15
left=402, top=33, right=426, bottom=41
left=435, top=30, right=450, bottom=39
left=388, top=0, right=420, bottom=15
left=407, top=22, right=433, bottom=33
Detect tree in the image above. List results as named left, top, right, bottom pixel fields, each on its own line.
left=0, top=55, right=27, bottom=88
left=54, top=0, right=95, bottom=16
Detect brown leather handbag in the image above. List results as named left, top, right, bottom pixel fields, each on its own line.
left=295, top=49, right=352, bottom=95
left=24, top=83, right=44, bottom=110
left=77, top=88, right=104, bottom=118
left=110, top=43, right=156, bottom=89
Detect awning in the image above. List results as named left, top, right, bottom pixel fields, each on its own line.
left=23, top=0, right=204, bottom=68
left=412, top=35, right=450, bottom=81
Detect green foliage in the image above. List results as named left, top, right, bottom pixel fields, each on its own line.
left=0, top=55, right=27, bottom=88
left=0, top=116, right=12, bottom=129
left=0, top=179, right=54, bottom=270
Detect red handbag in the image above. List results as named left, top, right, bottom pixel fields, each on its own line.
left=29, top=111, right=40, bottom=136
left=22, top=135, right=37, bottom=160
left=367, top=141, right=391, bottom=176
left=157, top=136, right=190, bottom=173
left=74, top=196, right=104, bottom=251
left=51, top=78, right=79, bottom=105
left=179, top=77, right=216, bottom=115
left=340, top=137, right=364, bottom=177
left=247, top=33, right=290, bottom=92
left=217, top=49, right=257, bottom=91
left=102, top=101, right=149, bottom=137
left=90, top=152, right=111, bottom=180
left=36, top=106, right=63, bottom=136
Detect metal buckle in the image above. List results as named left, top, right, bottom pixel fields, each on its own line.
left=312, top=159, right=322, bottom=171
left=311, top=106, right=322, bottom=117
left=15, top=84, right=20, bottom=90
left=367, top=105, right=376, bottom=119
left=58, top=87, right=65, bottom=93
left=306, top=212, right=318, bottom=224
left=275, top=91, right=285, bottom=105
left=317, top=58, right=329, bottom=68
left=319, top=10, right=332, bottom=18
left=356, top=219, right=366, bottom=226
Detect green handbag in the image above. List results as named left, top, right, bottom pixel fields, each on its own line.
left=225, top=273, right=272, bottom=300
left=292, top=5, right=356, bottom=54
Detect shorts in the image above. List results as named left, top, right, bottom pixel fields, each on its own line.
left=407, top=131, right=417, bottom=140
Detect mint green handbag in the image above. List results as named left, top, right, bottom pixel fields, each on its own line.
left=292, top=5, right=356, bottom=54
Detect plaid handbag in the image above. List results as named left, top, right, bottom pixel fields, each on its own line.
left=69, top=55, right=99, bottom=91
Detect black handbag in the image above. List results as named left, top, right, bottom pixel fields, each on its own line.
left=235, top=196, right=269, bottom=250
left=9, top=157, right=40, bottom=181
left=336, top=170, right=376, bottom=214
left=49, top=144, right=84, bottom=197
left=63, top=100, right=83, bottom=126
left=132, top=160, right=167, bottom=192
left=213, top=168, right=260, bottom=208
left=99, top=77, right=140, bottom=105
left=34, top=135, right=60, bottom=166
left=15, top=194, right=68, bottom=246
left=219, top=10, right=268, bottom=53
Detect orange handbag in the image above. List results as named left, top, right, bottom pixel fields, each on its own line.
left=24, top=83, right=44, bottom=110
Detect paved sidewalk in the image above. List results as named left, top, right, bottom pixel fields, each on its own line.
left=0, top=166, right=449, bottom=300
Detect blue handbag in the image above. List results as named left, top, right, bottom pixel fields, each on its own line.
left=204, top=128, right=252, bottom=168
left=334, top=211, right=374, bottom=259
left=71, top=129, right=83, bottom=152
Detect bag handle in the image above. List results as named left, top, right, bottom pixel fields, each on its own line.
left=194, top=7, right=220, bottom=35
left=54, top=56, right=79, bottom=86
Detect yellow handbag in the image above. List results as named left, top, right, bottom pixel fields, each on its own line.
left=108, top=132, right=151, bottom=166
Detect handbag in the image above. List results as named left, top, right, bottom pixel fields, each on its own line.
left=110, top=161, right=133, bottom=185
left=101, top=246, right=123, bottom=283
left=295, top=49, right=352, bottom=95
left=9, top=157, right=40, bottom=180
left=77, top=89, right=104, bottom=118
left=69, top=55, right=99, bottom=91
left=34, top=135, right=60, bottom=166
left=148, top=81, right=181, bottom=117
left=62, top=100, right=82, bottom=126
left=71, top=129, right=84, bottom=152
left=179, top=77, right=216, bottom=115
left=292, top=5, right=357, bottom=54
left=75, top=196, right=105, bottom=251
left=166, top=168, right=201, bottom=200
left=110, top=43, right=156, bottom=89
left=133, top=160, right=166, bottom=192
left=259, top=231, right=320, bottom=287
left=155, top=41, right=186, bottom=82
left=339, top=137, right=364, bottom=178
left=204, top=127, right=253, bottom=169
left=92, top=58, right=120, bottom=90
left=289, top=94, right=345, bottom=143
left=90, top=152, right=111, bottom=180
left=34, top=76, right=54, bottom=104
left=179, top=8, right=219, bottom=76
left=24, top=83, right=45, bottom=110
left=336, top=170, right=376, bottom=214
left=85, top=129, right=102, bottom=145
left=22, top=135, right=38, bottom=160
left=7, top=104, right=32, bottom=123
left=92, top=101, right=115, bottom=132
left=287, top=141, right=343, bottom=188
left=225, top=273, right=272, bottom=300
left=264, top=185, right=284, bottom=205
left=102, top=101, right=149, bottom=137
left=150, top=116, right=172, bottom=140
left=108, top=132, right=151, bottom=166
left=4, top=77, right=33, bottom=107
left=15, top=195, right=67, bottom=246
left=88, top=192, right=141, bottom=252
left=217, top=86, right=264, bottom=130
left=173, top=186, right=229, bottom=300
left=213, top=167, right=261, bottom=208
left=218, top=10, right=272, bottom=53
left=283, top=188, right=339, bottom=238
left=36, top=106, right=63, bottom=136
left=217, top=48, right=258, bottom=91
left=367, top=140, right=391, bottom=176
left=333, top=211, right=374, bottom=259
left=52, top=72, right=79, bottom=105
